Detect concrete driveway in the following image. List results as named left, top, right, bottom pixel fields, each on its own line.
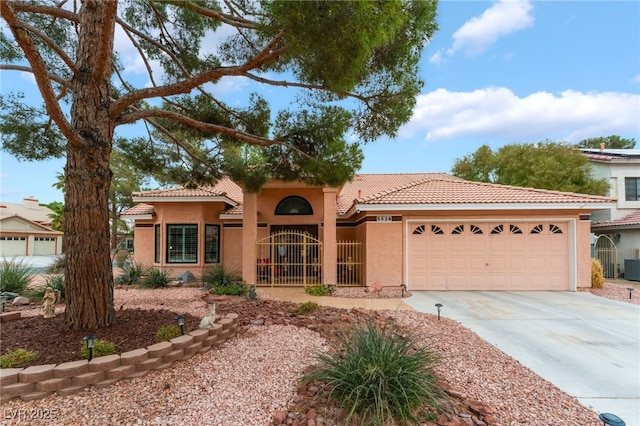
left=404, top=291, right=640, bottom=425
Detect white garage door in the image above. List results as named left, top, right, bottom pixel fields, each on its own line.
left=0, top=236, right=27, bottom=256
left=408, top=221, right=570, bottom=291
left=34, top=237, right=57, bottom=255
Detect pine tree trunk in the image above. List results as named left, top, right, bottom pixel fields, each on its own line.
left=64, top=1, right=116, bottom=330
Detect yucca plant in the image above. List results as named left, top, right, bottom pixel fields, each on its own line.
left=0, top=258, right=35, bottom=294
left=305, top=322, right=446, bottom=426
left=143, top=267, right=172, bottom=288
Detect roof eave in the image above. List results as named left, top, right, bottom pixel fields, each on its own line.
left=219, top=213, right=243, bottom=220
left=351, top=202, right=617, bottom=212
left=121, top=214, right=154, bottom=220
left=131, top=196, right=238, bottom=206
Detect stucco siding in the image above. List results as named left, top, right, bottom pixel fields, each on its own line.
left=365, top=221, right=403, bottom=287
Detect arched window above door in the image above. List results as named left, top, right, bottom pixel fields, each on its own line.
left=275, top=196, right=313, bottom=215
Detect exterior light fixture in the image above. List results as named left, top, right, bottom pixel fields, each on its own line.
left=327, top=284, right=335, bottom=296
left=435, top=303, right=443, bottom=320
left=176, top=314, right=185, bottom=335
left=627, top=288, right=635, bottom=300
left=0, top=295, right=7, bottom=313
left=83, top=335, right=97, bottom=361
left=400, top=284, right=407, bottom=298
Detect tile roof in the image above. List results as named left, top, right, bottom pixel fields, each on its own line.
left=336, top=173, right=458, bottom=214
left=592, top=210, right=640, bottom=228
left=581, top=149, right=640, bottom=162
left=131, top=176, right=242, bottom=204
left=0, top=200, right=54, bottom=225
left=121, top=203, right=155, bottom=217
left=123, top=173, right=614, bottom=218
left=352, top=177, right=613, bottom=206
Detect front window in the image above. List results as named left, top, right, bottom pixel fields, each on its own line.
left=167, top=224, right=198, bottom=263
left=154, top=224, right=161, bottom=263
left=275, top=196, right=313, bottom=215
left=205, top=225, right=220, bottom=264
left=625, top=177, right=640, bottom=201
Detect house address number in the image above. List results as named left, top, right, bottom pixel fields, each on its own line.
left=376, top=216, right=393, bottom=222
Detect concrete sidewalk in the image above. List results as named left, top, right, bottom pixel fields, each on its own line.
left=260, top=287, right=414, bottom=311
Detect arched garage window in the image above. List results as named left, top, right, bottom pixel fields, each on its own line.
left=275, top=196, right=313, bottom=215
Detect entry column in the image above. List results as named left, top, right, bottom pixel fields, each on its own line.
left=242, top=191, right=258, bottom=285
left=322, top=187, right=337, bottom=285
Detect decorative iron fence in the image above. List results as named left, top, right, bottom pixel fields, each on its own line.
left=594, top=245, right=640, bottom=279
left=255, top=231, right=322, bottom=286
left=337, top=240, right=364, bottom=286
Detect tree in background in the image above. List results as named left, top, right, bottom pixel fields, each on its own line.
left=43, top=201, right=64, bottom=232
left=1, top=1, right=438, bottom=329
left=451, top=141, right=610, bottom=196
left=576, top=135, right=636, bottom=150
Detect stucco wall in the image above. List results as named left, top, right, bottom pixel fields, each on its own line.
left=222, top=226, right=243, bottom=273
left=365, top=221, right=403, bottom=287
left=256, top=187, right=325, bottom=231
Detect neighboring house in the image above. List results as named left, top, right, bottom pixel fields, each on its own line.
left=0, top=198, right=63, bottom=257
left=581, top=149, right=640, bottom=278
left=121, top=173, right=614, bottom=291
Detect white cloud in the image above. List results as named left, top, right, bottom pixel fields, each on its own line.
left=400, top=87, right=640, bottom=144
left=632, top=74, right=640, bottom=84
left=436, top=0, right=534, bottom=64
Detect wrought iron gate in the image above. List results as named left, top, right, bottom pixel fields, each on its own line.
left=255, top=231, right=322, bottom=286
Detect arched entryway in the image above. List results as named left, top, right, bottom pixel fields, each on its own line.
left=594, top=235, right=617, bottom=278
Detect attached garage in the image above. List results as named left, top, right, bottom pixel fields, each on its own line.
left=408, top=220, right=572, bottom=291
left=0, top=216, right=62, bottom=257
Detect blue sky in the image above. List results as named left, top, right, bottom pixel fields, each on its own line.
left=1, top=0, right=639, bottom=205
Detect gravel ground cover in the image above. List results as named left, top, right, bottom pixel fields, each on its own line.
left=1, top=280, right=636, bottom=425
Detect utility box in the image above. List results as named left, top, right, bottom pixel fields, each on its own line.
left=624, top=259, right=640, bottom=282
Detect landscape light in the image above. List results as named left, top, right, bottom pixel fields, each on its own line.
left=0, top=295, right=7, bottom=313
left=83, top=335, right=97, bottom=361
left=627, top=288, right=635, bottom=300
left=435, top=303, right=443, bottom=320
left=400, top=284, right=407, bottom=298
left=176, top=314, right=185, bottom=335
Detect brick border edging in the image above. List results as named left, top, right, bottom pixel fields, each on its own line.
left=0, top=313, right=239, bottom=402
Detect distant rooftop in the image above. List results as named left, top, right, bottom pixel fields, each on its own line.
left=0, top=198, right=54, bottom=225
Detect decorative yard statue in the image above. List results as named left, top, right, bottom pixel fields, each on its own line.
left=42, top=287, right=60, bottom=318
left=199, top=304, right=217, bottom=329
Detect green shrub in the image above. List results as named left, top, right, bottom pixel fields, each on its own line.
left=294, top=301, right=319, bottom=315
left=115, top=262, right=146, bottom=285
left=0, top=258, right=36, bottom=294
left=591, top=258, right=604, bottom=289
left=143, top=268, right=172, bottom=288
left=79, top=339, right=116, bottom=359
left=0, top=348, right=39, bottom=368
left=202, top=265, right=247, bottom=296
left=155, top=325, right=183, bottom=342
left=305, top=285, right=329, bottom=296
left=305, top=322, right=446, bottom=426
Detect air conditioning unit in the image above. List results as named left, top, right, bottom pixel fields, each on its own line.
left=624, top=259, right=640, bottom=282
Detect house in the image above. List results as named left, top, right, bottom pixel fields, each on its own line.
left=121, top=173, right=614, bottom=291
left=0, top=198, right=63, bottom=257
left=581, top=148, right=640, bottom=278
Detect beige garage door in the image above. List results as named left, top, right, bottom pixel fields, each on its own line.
left=0, top=236, right=27, bottom=256
left=408, top=221, right=569, bottom=291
